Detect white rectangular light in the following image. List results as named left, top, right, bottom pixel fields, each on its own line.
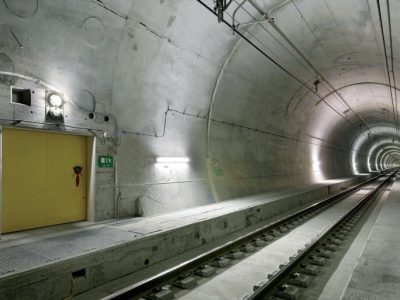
left=156, top=157, right=190, bottom=163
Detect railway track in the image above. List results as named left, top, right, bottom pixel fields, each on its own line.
left=101, top=170, right=396, bottom=300
left=247, top=170, right=396, bottom=300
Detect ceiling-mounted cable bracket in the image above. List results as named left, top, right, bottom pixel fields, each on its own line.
left=313, top=79, right=321, bottom=92
left=231, top=0, right=274, bottom=34
left=214, top=0, right=234, bottom=22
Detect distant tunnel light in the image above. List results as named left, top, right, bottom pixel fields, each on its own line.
left=156, top=157, right=190, bottom=163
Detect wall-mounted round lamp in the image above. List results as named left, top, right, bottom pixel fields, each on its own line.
left=49, top=106, right=63, bottom=118
left=49, top=93, right=63, bottom=107
left=46, top=91, right=64, bottom=120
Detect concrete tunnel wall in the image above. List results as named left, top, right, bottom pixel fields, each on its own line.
left=0, top=0, right=399, bottom=221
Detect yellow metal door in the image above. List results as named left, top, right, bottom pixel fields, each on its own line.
left=1, top=129, right=47, bottom=233
left=46, top=132, right=87, bottom=226
left=1, top=129, right=87, bottom=233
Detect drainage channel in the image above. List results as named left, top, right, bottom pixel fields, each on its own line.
left=101, top=171, right=394, bottom=300
left=246, top=170, right=397, bottom=300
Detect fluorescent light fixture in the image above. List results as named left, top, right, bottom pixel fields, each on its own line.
left=312, top=160, right=320, bottom=172
left=156, top=157, right=189, bottom=163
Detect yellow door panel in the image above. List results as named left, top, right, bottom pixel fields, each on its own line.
left=45, top=133, right=87, bottom=226
left=2, top=129, right=47, bottom=233
left=1, top=129, right=87, bottom=233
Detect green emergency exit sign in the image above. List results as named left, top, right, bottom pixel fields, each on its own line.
left=98, top=155, right=113, bottom=168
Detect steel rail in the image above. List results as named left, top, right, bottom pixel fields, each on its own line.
left=101, top=170, right=393, bottom=300
left=247, top=170, right=397, bottom=300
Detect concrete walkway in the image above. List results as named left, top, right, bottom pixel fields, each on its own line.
left=0, top=177, right=362, bottom=299
left=0, top=178, right=356, bottom=279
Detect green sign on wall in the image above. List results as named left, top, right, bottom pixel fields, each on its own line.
left=211, top=158, right=224, bottom=177
left=98, top=155, right=113, bottom=168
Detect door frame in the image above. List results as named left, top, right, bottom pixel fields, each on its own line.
left=0, top=126, right=97, bottom=238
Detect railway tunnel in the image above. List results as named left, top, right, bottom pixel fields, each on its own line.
left=0, top=0, right=400, bottom=299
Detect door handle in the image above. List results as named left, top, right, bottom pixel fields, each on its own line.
left=73, top=165, right=83, bottom=187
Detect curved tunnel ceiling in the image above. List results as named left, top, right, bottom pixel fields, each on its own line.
left=207, top=0, right=400, bottom=181
left=1, top=0, right=400, bottom=215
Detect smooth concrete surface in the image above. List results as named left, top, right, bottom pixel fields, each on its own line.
left=0, top=177, right=363, bottom=299
left=177, top=184, right=380, bottom=300
left=342, top=177, right=400, bottom=300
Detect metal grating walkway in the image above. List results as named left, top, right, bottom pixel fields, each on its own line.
left=0, top=227, right=136, bottom=277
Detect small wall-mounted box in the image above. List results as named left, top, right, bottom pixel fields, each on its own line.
left=11, top=86, right=31, bottom=106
